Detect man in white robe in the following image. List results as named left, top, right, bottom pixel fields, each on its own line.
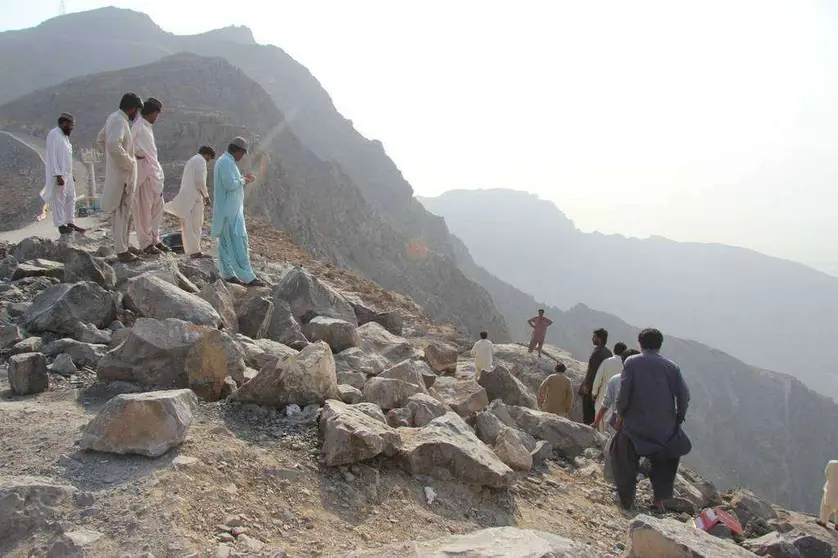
left=131, top=97, right=169, bottom=255
left=820, top=460, right=838, bottom=529
left=43, top=112, right=85, bottom=236
left=97, top=93, right=143, bottom=263
left=165, top=146, right=215, bottom=258
left=471, top=331, right=494, bottom=376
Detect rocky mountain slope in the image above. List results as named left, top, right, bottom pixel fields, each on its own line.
left=0, top=133, right=45, bottom=231
left=420, top=188, right=838, bottom=401
left=1, top=224, right=836, bottom=557
left=0, top=7, right=509, bottom=342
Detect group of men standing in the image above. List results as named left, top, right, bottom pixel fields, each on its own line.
left=44, top=93, right=264, bottom=287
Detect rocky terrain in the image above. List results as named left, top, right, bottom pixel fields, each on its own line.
left=0, top=132, right=48, bottom=231
left=1, top=223, right=836, bottom=557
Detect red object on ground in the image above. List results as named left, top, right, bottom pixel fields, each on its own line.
left=694, top=507, right=743, bottom=535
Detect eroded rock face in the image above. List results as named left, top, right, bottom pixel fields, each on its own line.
left=398, top=412, right=515, bottom=488
left=232, top=341, right=340, bottom=407
left=303, top=316, right=360, bottom=353
left=320, top=400, right=401, bottom=466
left=8, top=352, right=49, bottom=395
left=124, top=273, right=222, bottom=327
left=80, top=389, right=198, bottom=457
left=272, top=267, right=356, bottom=325
left=23, top=282, right=116, bottom=334
left=0, top=476, right=77, bottom=547
left=477, top=365, right=537, bottom=409
left=629, top=514, right=757, bottom=558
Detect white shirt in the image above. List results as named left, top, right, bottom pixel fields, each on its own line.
left=42, top=127, right=74, bottom=201
left=471, top=339, right=494, bottom=372
left=131, top=116, right=164, bottom=192
left=166, top=154, right=209, bottom=218
left=593, top=354, right=623, bottom=408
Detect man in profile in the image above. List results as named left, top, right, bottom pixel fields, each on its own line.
left=580, top=328, right=612, bottom=424
left=43, top=112, right=85, bottom=237
left=166, top=146, right=215, bottom=259
left=471, top=331, right=494, bottom=375
left=538, top=363, right=574, bottom=418
left=527, top=309, right=553, bottom=358
left=132, top=96, right=169, bottom=255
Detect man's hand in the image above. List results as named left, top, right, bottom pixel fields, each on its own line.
left=244, top=173, right=256, bottom=184
left=615, top=416, right=623, bottom=430
left=592, top=419, right=601, bottom=430
left=56, top=176, right=65, bottom=186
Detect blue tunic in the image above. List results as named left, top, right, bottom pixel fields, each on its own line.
left=210, top=152, right=255, bottom=283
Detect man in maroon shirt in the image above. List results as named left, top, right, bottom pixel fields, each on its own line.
left=527, top=309, right=553, bottom=358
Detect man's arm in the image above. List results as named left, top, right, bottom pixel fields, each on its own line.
left=527, top=317, right=536, bottom=328
left=616, top=364, right=633, bottom=418
left=197, top=162, right=210, bottom=199
left=105, top=118, right=135, bottom=173
left=96, top=126, right=106, bottom=153
left=674, top=366, right=690, bottom=424
left=45, top=131, right=63, bottom=181
left=563, top=381, right=574, bottom=413
left=546, top=318, right=553, bottom=327
left=219, top=157, right=245, bottom=192
left=592, top=406, right=607, bottom=429
left=131, top=123, right=147, bottom=159
left=583, top=348, right=608, bottom=390
left=591, top=362, right=607, bottom=400
left=537, top=377, right=549, bottom=405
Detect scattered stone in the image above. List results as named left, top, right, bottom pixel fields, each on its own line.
left=73, top=322, right=112, bottom=345
left=680, top=468, right=723, bottom=507
left=363, top=377, right=425, bottom=410
left=49, top=529, right=105, bottom=556
left=729, top=489, right=779, bottom=526
left=264, top=299, right=308, bottom=350
left=629, top=514, right=756, bottom=557
left=506, top=405, right=600, bottom=458
left=10, top=237, right=64, bottom=262
left=531, top=440, right=554, bottom=465
left=107, top=380, right=143, bottom=395
left=23, top=281, right=116, bottom=334
left=424, top=341, right=458, bottom=374
left=80, top=389, right=198, bottom=457
left=233, top=341, right=340, bottom=407
left=200, top=279, right=238, bottom=333
left=494, top=427, right=533, bottom=471
left=399, top=412, right=515, bottom=488
left=8, top=352, right=49, bottom=395
left=352, top=402, right=387, bottom=424
left=10, top=259, right=63, bottom=281
left=0, top=324, right=22, bottom=349
left=475, top=410, right=506, bottom=445
left=662, top=497, right=698, bottom=515
left=380, top=359, right=432, bottom=393
left=351, top=300, right=403, bottom=335
left=236, top=289, right=274, bottom=339
left=742, top=532, right=800, bottom=557
left=338, top=384, right=363, bottom=404
left=357, top=322, right=417, bottom=364
left=304, top=316, right=360, bottom=353
left=272, top=266, right=357, bottom=325
left=320, top=400, right=401, bottom=466
left=387, top=407, right=413, bottom=428
left=0, top=255, right=17, bottom=281
left=335, top=346, right=389, bottom=376
left=237, top=535, right=267, bottom=554
left=0, top=476, right=77, bottom=545
left=431, top=377, right=489, bottom=418
left=216, top=533, right=235, bottom=543
left=43, top=338, right=108, bottom=368
left=8, top=336, right=42, bottom=355
left=172, top=456, right=200, bottom=469
left=337, top=370, right=367, bottom=390
left=50, top=353, right=77, bottom=377
left=477, top=364, right=537, bottom=408
left=125, top=273, right=222, bottom=327
left=64, top=248, right=116, bottom=289
left=407, top=393, right=449, bottom=427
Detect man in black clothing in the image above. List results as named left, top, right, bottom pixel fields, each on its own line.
left=580, top=328, right=612, bottom=424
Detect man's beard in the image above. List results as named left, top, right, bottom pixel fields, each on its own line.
left=61, top=127, right=72, bottom=136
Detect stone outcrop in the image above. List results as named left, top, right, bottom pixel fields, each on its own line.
left=272, top=267, right=356, bottom=325
left=424, top=341, right=458, bottom=374
left=504, top=404, right=600, bottom=458
left=124, top=273, right=222, bottom=327
left=319, top=400, right=401, bottom=466
left=363, top=377, right=424, bottom=411
left=8, top=352, right=48, bottom=395
left=63, top=248, right=116, bottom=289
left=200, top=279, right=238, bottom=332
left=23, top=281, right=116, bottom=334
left=493, top=427, right=533, bottom=471
left=264, top=299, right=308, bottom=350
left=357, top=323, right=417, bottom=364
left=406, top=393, right=449, bottom=427
left=431, top=377, right=489, bottom=417
left=80, top=389, right=198, bottom=457
left=629, top=514, right=757, bottom=557
left=303, top=316, right=360, bottom=353
left=477, top=364, right=537, bottom=408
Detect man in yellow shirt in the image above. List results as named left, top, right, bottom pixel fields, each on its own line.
left=538, top=363, right=574, bottom=418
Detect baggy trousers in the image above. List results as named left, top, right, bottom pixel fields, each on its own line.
left=611, top=430, right=680, bottom=509
left=216, top=222, right=256, bottom=283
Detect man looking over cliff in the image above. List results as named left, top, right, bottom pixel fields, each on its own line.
left=43, top=112, right=85, bottom=237
left=580, top=328, right=612, bottom=424
left=210, top=137, right=265, bottom=287
left=166, top=146, right=215, bottom=259
left=527, top=309, right=553, bottom=357
left=471, top=331, right=494, bottom=375
left=538, top=363, right=574, bottom=418
left=131, top=97, right=169, bottom=255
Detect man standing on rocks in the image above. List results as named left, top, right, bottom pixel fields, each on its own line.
left=471, top=331, right=494, bottom=375
left=819, top=460, right=838, bottom=529
left=612, top=328, right=690, bottom=511
left=580, top=328, right=612, bottom=425
left=43, top=112, right=85, bottom=237
left=527, top=309, right=553, bottom=357
left=98, top=92, right=143, bottom=263
left=538, top=363, right=574, bottom=418
left=131, top=97, right=169, bottom=256
left=591, top=341, right=627, bottom=432
left=165, top=146, right=215, bottom=259
left=594, top=348, right=639, bottom=482
left=210, top=137, right=265, bottom=287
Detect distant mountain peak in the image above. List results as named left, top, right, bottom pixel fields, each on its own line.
left=37, top=7, right=163, bottom=35
left=191, top=25, right=257, bottom=46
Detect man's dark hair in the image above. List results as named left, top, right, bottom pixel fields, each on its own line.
left=141, top=97, right=162, bottom=116
left=119, top=92, right=144, bottom=111
left=638, top=328, right=664, bottom=351
left=621, top=349, right=640, bottom=362
left=613, top=342, right=627, bottom=356
left=57, top=116, right=72, bottom=126
left=555, top=362, right=567, bottom=373
left=198, top=145, right=216, bottom=159
left=480, top=331, right=488, bottom=340
left=594, top=328, right=608, bottom=344
left=538, top=309, right=544, bottom=313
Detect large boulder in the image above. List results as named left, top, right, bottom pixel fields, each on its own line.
left=348, top=526, right=606, bottom=558
left=11, top=259, right=64, bottom=281
left=63, top=248, right=116, bottom=289
left=303, top=316, right=360, bottom=353
left=338, top=384, right=363, bottom=404
left=264, top=299, right=308, bottom=349
left=475, top=410, right=506, bottom=445
left=424, top=341, right=458, bottom=374
left=112, top=253, right=181, bottom=287
left=8, top=353, right=49, bottom=395
left=80, top=389, right=198, bottom=457
left=320, top=400, right=401, bottom=466
left=124, top=274, right=221, bottom=327
left=219, top=333, right=248, bottom=385
left=10, top=237, right=64, bottom=262
left=379, top=359, right=432, bottom=393
left=0, top=324, right=22, bottom=349
left=23, top=282, right=116, bottom=334
left=744, top=531, right=833, bottom=558
left=387, top=407, right=413, bottom=428
left=97, top=318, right=229, bottom=401
left=73, top=322, right=112, bottom=345
left=494, top=427, right=533, bottom=471
left=0, top=476, right=77, bottom=548
left=0, top=256, right=17, bottom=281
left=399, top=412, right=515, bottom=488
left=353, top=402, right=387, bottom=424
left=350, top=299, right=403, bottom=335
left=337, top=370, right=367, bottom=391
left=629, top=515, right=757, bottom=557
left=236, top=289, right=274, bottom=339
left=729, top=489, right=779, bottom=526
left=407, top=393, right=450, bottom=427
left=506, top=405, right=600, bottom=458
left=680, top=468, right=723, bottom=507
left=431, top=377, right=489, bottom=418
left=9, top=336, right=44, bottom=355
left=335, top=347, right=389, bottom=376
left=232, top=341, right=340, bottom=407
left=237, top=336, right=298, bottom=370
left=357, top=322, right=418, bottom=363
left=363, top=377, right=425, bottom=410
left=272, top=267, right=356, bottom=325
left=200, top=279, right=238, bottom=333
left=477, top=365, right=537, bottom=408
left=43, top=339, right=108, bottom=368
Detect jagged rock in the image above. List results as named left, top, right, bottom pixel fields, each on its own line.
left=742, top=532, right=801, bottom=558
left=357, top=322, right=417, bottom=363
left=303, top=316, right=360, bottom=353
left=350, top=299, right=403, bottom=335
left=232, top=341, right=339, bottom=407
left=220, top=333, right=247, bottom=385
left=237, top=336, right=299, bottom=370
left=363, top=377, right=425, bottom=410
left=353, top=402, right=387, bottom=424
left=10, top=237, right=64, bottom=262
left=63, top=248, right=116, bottom=289
left=178, top=257, right=220, bottom=285
left=477, top=364, right=537, bottom=408
left=5, top=302, right=30, bottom=318
left=494, top=426, right=533, bottom=471
left=348, top=526, right=605, bottom=557
left=125, top=273, right=222, bottom=327
left=379, top=359, right=432, bottom=393
left=0, top=476, right=77, bottom=546
left=23, top=282, right=116, bottom=334
left=335, top=346, right=389, bottom=376
left=11, top=259, right=64, bottom=281
left=80, top=389, right=198, bottom=457
left=176, top=270, right=200, bottom=294
left=8, top=353, right=49, bottom=395
left=43, top=339, right=108, bottom=368
left=0, top=282, right=25, bottom=301
left=729, top=489, right=779, bottom=526
left=200, top=279, right=238, bottom=333
left=338, top=384, right=363, bottom=404
left=0, top=324, right=22, bottom=349
left=531, top=440, right=554, bottom=465
left=73, top=322, right=112, bottom=345
left=112, top=253, right=181, bottom=287
left=407, top=393, right=450, bottom=427
left=506, top=405, right=600, bottom=458
left=48, top=529, right=105, bottom=557
left=109, top=328, right=130, bottom=349
left=399, top=412, right=515, bottom=488
left=680, top=468, right=723, bottom=507
left=337, top=370, right=367, bottom=390
left=272, top=267, right=356, bottom=325
left=387, top=407, right=413, bottom=428
left=759, top=532, right=834, bottom=558
left=9, top=336, right=43, bottom=355
left=475, top=410, right=506, bottom=445
left=431, top=376, right=489, bottom=417
left=629, top=514, right=757, bottom=557
left=50, top=353, right=77, bottom=377
left=97, top=318, right=229, bottom=401
left=424, top=341, right=458, bottom=374
left=319, top=400, right=401, bottom=466
left=264, top=299, right=308, bottom=349
left=236, top=289, right=274, bottom=339
left=0, top=256, right=17, bottom=281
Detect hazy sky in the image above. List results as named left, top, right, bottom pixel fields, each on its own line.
left=4, top=1, right=837, bottom=275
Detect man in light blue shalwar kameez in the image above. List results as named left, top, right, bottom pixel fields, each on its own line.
left=210, top=136, right=265, bottom=287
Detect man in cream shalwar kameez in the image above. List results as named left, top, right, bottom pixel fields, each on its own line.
left=165, top=146, right=215, bottom=258
left=43, top=112, right=84, bottom=236
left=98, top=93, right=143, bottom=263
left=820, top=460, right=838, bottom=529
left=131, top=97, right=169, bottom=255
